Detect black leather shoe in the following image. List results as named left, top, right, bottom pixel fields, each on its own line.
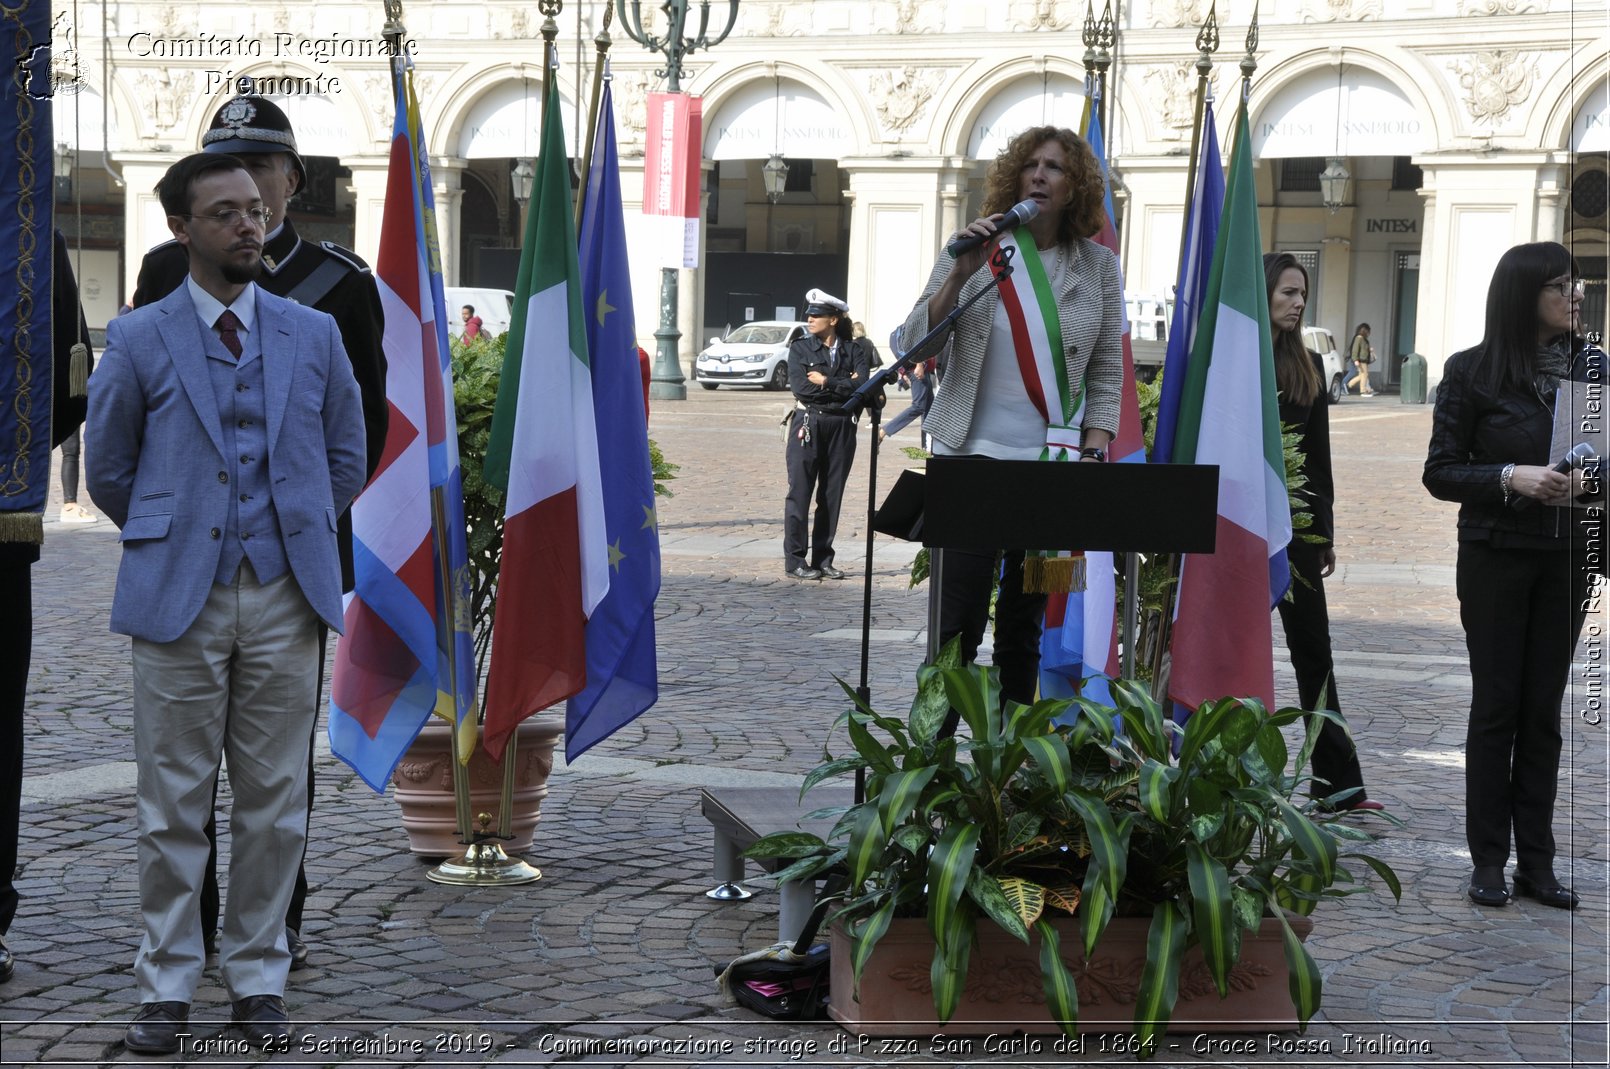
left=1513, top=872, right=1580, bottom=910
left=1467, top=866, right=1510, bottom=907
left=816, top=564, right=847, bottom=580
left=0, top=934, right=13, bottom=983
left=125, top=1001, right=189, bottom=1055
left=232, top=993, right=291, bottom=1048
left=286, top=928, right=309, bottom=970
left=786, top=565, right=822, bottom=580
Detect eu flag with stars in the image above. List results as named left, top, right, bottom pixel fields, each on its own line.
left=568, top=79, right=661, bottom=758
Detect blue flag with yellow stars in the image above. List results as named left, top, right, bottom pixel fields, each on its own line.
left=568, top=78, right=661, bottom=757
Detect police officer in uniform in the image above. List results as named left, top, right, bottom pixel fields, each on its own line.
left=784, top=289, right=869, bottom=580
left=131, top=94, right=388, bottom=971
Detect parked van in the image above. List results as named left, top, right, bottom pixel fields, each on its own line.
left=445, top=287, right=516, bottom=338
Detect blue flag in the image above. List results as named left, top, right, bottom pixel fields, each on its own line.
left=567, top=80, right=661, bottom=758
left=1152, top=103, right=1224, bottom=465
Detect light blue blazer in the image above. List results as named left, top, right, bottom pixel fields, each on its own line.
left=87, top=283, right=366, bottom=643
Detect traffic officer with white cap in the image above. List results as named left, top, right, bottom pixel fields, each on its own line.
left=783, top=288, right=869, bottom=580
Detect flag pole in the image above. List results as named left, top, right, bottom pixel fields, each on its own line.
left=1178, top=2, right=1219, bottom=280
left=575, top=8, right=614, bottom=231
left=383, top=0, right=476, bottom=850
left=1149, top=4, right=1231, bottom=701
left=426, top=1, right=552, bottom=887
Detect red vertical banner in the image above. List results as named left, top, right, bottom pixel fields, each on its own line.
left=643, top=92, right=702, bottom=269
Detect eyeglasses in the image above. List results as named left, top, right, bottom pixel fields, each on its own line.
left=1541, top=278, right=1585, bottom=298
left=182, top=207, right=273, bottom=228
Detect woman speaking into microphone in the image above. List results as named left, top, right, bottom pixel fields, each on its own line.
left=897, top=125, right=1123, bottom=727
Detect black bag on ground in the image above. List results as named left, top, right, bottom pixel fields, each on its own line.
left=721, top=942, right=830, bottom=1020
left=714, top=885, right=837, bottom=1020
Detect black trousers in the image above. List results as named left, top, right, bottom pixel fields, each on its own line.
left=0, top=561, right=29, bottom=936
left=1275, top=541, right=1367, bottom=802
left=935, top=548, right=1048, bottom=736
left=1457, top=539, right=1590, bottom=875
left=783, top=408, right=857, bottom=571
left=201, top=626, right=325, bottom=937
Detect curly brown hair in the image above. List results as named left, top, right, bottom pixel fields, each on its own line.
left=979, top=126, right=1107, bottom=244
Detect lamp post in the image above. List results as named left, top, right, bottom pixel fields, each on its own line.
left=616, top=0, right=741, bottom=400
left=1319, top=157, right=1352, bottom=213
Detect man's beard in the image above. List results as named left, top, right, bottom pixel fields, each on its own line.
left=221, top=256, right=263, bottom=285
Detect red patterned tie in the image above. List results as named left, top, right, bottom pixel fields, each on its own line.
left=215, top=310, right=243, bottom=360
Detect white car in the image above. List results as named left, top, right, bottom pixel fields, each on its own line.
left=694, top=321, right=806, bottom=391
left=1303, top=325, right=1347, bottom=404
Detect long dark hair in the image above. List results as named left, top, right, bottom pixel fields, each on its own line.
left=980, top=126, right=1107, bottom=244
left=1263, top=252, right=1322, bottom=406
left=1470, top=241, right=1579, bottom=396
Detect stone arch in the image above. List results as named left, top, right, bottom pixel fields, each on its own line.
left=696, top=61, right=871, bottom=160
left=432, top=63, right=581, bottom=160
left=172, top=63, right=379, bottom=155
left=1243, top=45, right=1450, bottom=159
left=1535, top=37, right=1610, bottom=152
left=936, top=56, right=1092, bottom=160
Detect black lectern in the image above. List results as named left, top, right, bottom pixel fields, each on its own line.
left=875, top=456, right=1220, bottom=661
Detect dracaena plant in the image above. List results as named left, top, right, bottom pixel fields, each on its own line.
left=746, top=646, right=1401, bottom=1059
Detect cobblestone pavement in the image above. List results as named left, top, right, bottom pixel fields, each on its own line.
left=1, top=389, right=1605, bottom=1067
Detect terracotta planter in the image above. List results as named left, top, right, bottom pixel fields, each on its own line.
left=388, top=715, right=564, bottom=858
left=830, top=912, right=1313, bottom=1037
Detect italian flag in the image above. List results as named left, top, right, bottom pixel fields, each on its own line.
left=1167, top=100, right=1291, bottom=712
left=481, top=80, right=609, bottom=761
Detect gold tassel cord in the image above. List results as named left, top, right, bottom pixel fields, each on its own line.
left=69, top=343, right=89, bottom=399
left=1021, top=553, right=1087, bottom=595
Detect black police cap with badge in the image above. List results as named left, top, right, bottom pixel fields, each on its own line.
left=201, top=95, right=307, bottom=192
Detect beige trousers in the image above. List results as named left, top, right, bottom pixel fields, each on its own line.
left=130, top=563, right=318, bottom=1003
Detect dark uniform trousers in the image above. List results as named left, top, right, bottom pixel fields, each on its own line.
left=1275, top=540, right=1366, bottom=803
left=1457, top=539, right=1591, bottom=874
left=784, top=407, right=858, bottom=572
left=134, top=220, right=387, bottom=942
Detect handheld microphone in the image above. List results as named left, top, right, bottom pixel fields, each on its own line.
left=1554, top=442, right=1596, bottom=473
left=946, top=199, right=1039, bottom=257
left=1517, top=442, right=1597, bottom=510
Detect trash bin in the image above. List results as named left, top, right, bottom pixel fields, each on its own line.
left=1400, top=352, right=1427, bottom=404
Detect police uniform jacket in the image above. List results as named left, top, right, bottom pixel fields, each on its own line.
left=788, top=334, right=868, bottom=408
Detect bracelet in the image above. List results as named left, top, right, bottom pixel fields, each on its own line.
left=1080, top=446, right=1107, bottom=462
left=1500, top=462, right=1516, bottom=506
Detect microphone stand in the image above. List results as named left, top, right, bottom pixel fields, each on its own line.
left=838, top=246, right=1017, bottom=804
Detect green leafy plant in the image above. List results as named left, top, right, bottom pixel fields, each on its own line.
left=747, top=650, right=1400, bottom=1056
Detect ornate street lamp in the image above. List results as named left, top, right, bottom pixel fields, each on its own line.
left=511, top=158, right=536, bottom=205
left=1319, top=157, right=1352, bottom=213
left=54, top=141, right=72, bottom=200
left=1321, top=57, right=1351, bottom=213
left=616, top=0, right=742, bottom=400
left=762, top=154, right=788, bottom=202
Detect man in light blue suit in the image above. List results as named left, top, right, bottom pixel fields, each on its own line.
left=87, top=153, right=365, bottom=1055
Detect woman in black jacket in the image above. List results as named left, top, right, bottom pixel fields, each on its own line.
left=1423, top=240, right=1601, bottom=910
left=1264, top=253, right=1379, bottom=814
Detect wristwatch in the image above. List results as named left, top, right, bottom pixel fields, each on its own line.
left=1079, top=446, right=1107, bottom=462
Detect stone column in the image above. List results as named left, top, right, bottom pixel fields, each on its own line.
left=840, top=157, right=974, bottom=348
left=342, top=154, right=391, bottom=265
left=1414, top=153, right=1555, bottom=392
left=432, top=159, right=466, bottom=285
left=116, top=154, right=182, bottom=295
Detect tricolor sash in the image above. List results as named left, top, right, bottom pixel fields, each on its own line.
left=992, top=231, right=1086, bottom=593
left=993, top=231, right=1084, bottom=460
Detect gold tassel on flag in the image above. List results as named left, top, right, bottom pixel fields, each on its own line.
left=1022, top=552, right=1086, bottom=594
left=69, top=342, right=89, bottom=399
